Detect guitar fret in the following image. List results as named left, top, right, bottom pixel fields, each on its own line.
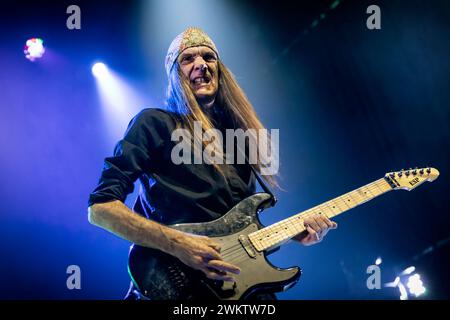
left=327, top=201, right=339, bottom=217
left=249, top=178, right=392, bottom=251
left=327, top=201, right=341, bottom=216
left=351, top=190, right=363, bottom=202
left=330, top=199, right=344, bottom=215
left=374, top=181, right=383, bottom=193
left=364, top=185, right=375, bottom=197
left=356, top=188, right=368, bottom=204
left=339, top=195, right=351, bottom=209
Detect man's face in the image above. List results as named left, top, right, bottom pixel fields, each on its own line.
left=177, top=46, right=219, bottom=106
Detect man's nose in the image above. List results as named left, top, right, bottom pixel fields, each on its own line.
left=193, top=56, right=207, bottom=71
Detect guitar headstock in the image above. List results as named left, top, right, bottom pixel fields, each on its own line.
left=385, top=167, right=439, bottom=191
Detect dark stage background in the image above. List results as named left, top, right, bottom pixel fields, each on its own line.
left=0, top=0, right=449, bottom=299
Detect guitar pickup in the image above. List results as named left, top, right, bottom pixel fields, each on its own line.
left=238, top=235, right=257, bottom=258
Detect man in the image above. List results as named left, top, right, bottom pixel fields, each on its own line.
left=88, top=27, right=337, bottom=300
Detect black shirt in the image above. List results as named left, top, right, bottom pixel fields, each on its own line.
left=88, top=107, right=256, bottom=225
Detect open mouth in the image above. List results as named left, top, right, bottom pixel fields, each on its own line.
left=191, top=75, right=211, bottom=86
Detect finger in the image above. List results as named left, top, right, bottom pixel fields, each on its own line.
left=207, top=260, right=241, bottom=275
left=304, top=217, right=321, bottom=233
left=202, top=268, right=235, bottom=282
left=302, top=228, right=320, bottom=246
left=207, top=241, right=222, bottom=253
left=200, top=246, right=222, bottom=261
left=321, top=216, right=335, bottom=228
left=313, top=215, right=329, bottom=231
left=323, top=216, right=337, bottom=229
left=306, top=225, right=320, bottom=241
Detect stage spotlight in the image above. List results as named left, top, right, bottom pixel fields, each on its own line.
left=375, top=257, right=382, bottom=265
left=24, top=38, right=45, bottom=61
left=384, top=276, right=400, bottom=288
left=398, top=281, right=408, bottom=300
left=401, top=266, right=416, bottom=276
left=385, top=266, right=427, bottom=299
left=92, top=62, right=109, bottom=78
left=93, top=64, right=148, bottom=141
left=407, top=273, right=426, bottom=297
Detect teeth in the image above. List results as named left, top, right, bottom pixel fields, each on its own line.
left=194, top=77, right=208, bottom=84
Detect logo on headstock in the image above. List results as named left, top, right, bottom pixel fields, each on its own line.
left=409, top=177, right=420, bottom=187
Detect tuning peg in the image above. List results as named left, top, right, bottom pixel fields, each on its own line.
left=389, top=173, right=395, bottom=178
left=419, top=168, right=424, bottom=175
left=398, top=170, right=403, bottom=177
left=426, top=167, right=431, bottom=174
left=412, top=168, right=417, bottom=175
left=405, top=170, right=410, bottom=177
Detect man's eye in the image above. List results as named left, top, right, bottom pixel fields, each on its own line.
left=181, top=56, right=193, bottom=63
left=204, top=54, right=217, bottom=61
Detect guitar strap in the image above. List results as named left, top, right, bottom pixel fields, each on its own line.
left=246, top=156, right=278, bottom=207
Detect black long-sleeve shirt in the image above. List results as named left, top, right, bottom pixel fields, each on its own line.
left=88, top=107, right=256, bottom=225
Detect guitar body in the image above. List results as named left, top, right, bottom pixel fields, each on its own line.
left=127, top=193, right=301, bottom=300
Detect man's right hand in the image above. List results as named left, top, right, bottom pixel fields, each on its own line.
left=88, top=202, right=240, bottom=282
left=172, top=232, right=241, bottom=282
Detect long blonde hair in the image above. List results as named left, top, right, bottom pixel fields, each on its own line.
left=165, top=60, right=279, bottom=188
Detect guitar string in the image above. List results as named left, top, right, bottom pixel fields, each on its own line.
left=221, top=205, right=379, bottom=263
left=253, top=179, right=387, bottom=252
left=217, top=179, right=391, bottom=262
left=243, top=178, right=387, bottom=245
left=218, top=180, right=386, bottom=261
left=218, top=171, right=431, bottom=268
left=219, top=179, right=387, bottom=257
left=221, top=188, right=382, bottom=260
left=256, top=179, right=387, bottom=247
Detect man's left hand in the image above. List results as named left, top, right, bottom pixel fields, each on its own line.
left=293, top=213, right=337, bottom=246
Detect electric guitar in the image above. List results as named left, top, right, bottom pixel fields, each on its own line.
left=128, top=167, right=439, bottom=300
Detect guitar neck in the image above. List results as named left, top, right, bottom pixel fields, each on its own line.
left=248, top=177, right=393, bottom=252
